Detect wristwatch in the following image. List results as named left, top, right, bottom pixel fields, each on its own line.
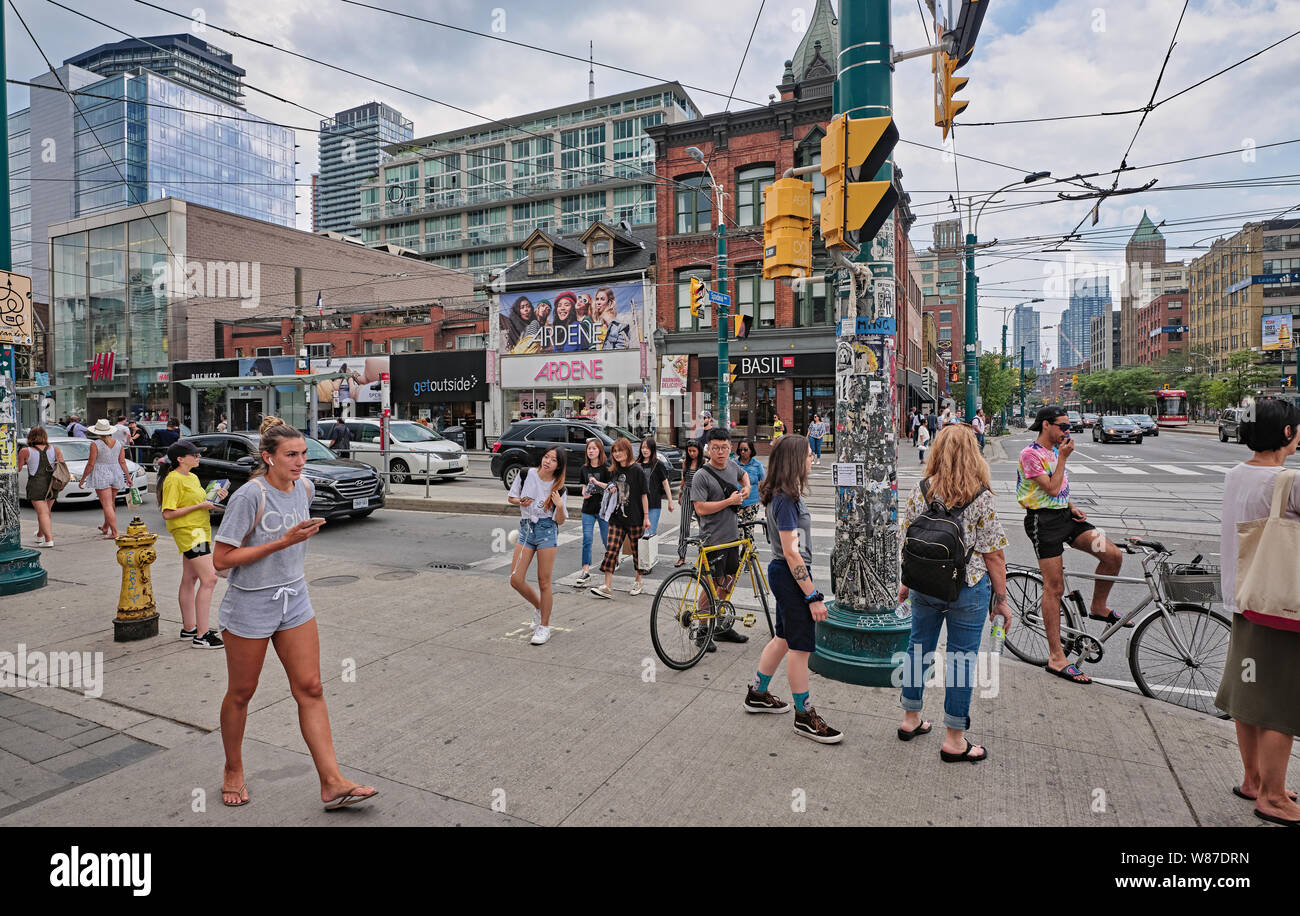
left=804, top=590, right=825, bottom=605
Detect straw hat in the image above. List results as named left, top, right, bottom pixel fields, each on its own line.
left=89, top=419, right=117, bottom=437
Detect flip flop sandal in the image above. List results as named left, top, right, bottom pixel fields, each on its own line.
left=221, top=784, right=249, bottom=807
left=940, top=740, right=988, bottom=763
left=1046, top=663, right=1092, bottom=684
left=1088, top=610, right=1134, bottom=628
left=324, top=787, right=379, bottom=811
left=1255, top=809, right=1300, bottom=827
left=897, top=721, right=932, bottom=741
left=674, top=559, right=687, bottom=567
left=1234, top=785, right=1300, bottom=802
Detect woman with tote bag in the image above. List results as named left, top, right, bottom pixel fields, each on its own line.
left=1214, top=397, right=1300, bottom=827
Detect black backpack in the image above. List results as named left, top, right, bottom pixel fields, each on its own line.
left=901, top=479, right=988, bottom=602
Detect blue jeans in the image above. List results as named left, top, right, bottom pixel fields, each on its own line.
left=518, top=517, right=558, bottom=551
left=645, top=507, right=662, bottom=537
left=581, top=512, right=609, bottom=566
left=899, top=575, right=991, bottom=731
left=810, top=437, right=822, bottom=459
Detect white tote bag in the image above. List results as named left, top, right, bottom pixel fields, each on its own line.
left=1234, top=468, right=1300, bottom=625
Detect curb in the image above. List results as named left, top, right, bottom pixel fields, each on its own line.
left=1166, top=425, right=1217, bottom=437
left=384, top=496, right=516, bottom=517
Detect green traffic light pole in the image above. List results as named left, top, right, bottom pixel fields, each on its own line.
left=0, top=12, right=47, bottom=594
left=686, top=147, right=728, bottom=432
left=1019, top=345, right=1027, bottom=423
left=963, top=173, right=1051, bottom=419
left=1001, top=298, right=1042, bottom=428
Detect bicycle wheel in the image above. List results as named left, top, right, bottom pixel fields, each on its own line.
left=650, top=569, right=716, bottom=671
left=1129, top=603, right=1232, bottom=717
left=1001, top=571, right=1072, bottom=667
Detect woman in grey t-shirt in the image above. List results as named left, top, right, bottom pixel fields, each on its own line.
left=212, top=417, right=377, bottom=812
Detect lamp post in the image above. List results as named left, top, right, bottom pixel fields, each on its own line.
left=963, top=171, right=1051, bottom=419
left=1001, top=298, right=1043, bottom=428
left=685, top=146, right=728, bottom=432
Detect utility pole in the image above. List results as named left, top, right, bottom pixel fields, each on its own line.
left=810, top=0, right=909, bottom=687
left=716, top=180, right=728, bottom=432
left=1019, top=345, right=1027, bottom=422
left=0, top=12, right=46, bottom=594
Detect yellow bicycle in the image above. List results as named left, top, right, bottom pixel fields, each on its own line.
left=649, top=519, right=775, bottom=670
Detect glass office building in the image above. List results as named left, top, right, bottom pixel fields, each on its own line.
left=316, top=102, right=414, bottom=236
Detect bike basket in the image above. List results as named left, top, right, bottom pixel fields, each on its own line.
left=1156, top=562, right=1222, bottom=603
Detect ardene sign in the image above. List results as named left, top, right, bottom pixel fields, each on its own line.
left=501, top=348, right=642, bottom=389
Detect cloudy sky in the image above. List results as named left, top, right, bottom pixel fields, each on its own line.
left=7, top=0, right=1298, bottom=362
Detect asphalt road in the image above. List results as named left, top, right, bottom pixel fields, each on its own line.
left=26, top=428, right=1280, bottom=700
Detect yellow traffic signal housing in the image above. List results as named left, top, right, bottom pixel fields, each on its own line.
left=934, top=54, right=969, bottom=141
left=689, top=276, right=707, bottom=318
left=732, top=314, right=752, bottom=339
left=728, top=362, right=738, bottom=384
left=762, top=177, right=813, bottom=280
left=820, top=114, right=899, bottom=250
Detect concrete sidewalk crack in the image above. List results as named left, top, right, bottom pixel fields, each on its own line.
left=1141, top=702, right=1202, bottom=827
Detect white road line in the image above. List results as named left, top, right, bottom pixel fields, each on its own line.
left=1149, top=464, right=1200, bottom=476
left=1067, top=464, right=1097, bottom=474
left=1104, top=465, right=1148, bottom=475
left=1199, top=465, right=1234, bottom=474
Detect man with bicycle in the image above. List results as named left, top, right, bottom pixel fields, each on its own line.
left=691, top=429, right=752, bottom=653
left=1019, top=406, right=1125, bottom=685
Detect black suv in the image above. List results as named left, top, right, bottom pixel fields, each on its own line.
left=1218, top=407, right=1245, bottom=443
left=181, top=432, right=385, bottom=520
left=490, top=419, right=683, bottom=490
left=1126, top=414, right=1158, bottom=437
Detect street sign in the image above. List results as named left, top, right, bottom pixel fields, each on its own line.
left=706, top=290, right=731, bottom=306
left=0, top=271, right=34, bottom=347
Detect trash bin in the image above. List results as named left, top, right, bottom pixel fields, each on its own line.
left=442, top=425, right=467, bottom=448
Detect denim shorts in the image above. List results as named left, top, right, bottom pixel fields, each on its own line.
left=518, top=517, right=559, bottom=551
left=218, top=578, right=314, bottom=639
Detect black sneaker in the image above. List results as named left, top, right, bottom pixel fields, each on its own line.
left=744, top=687, right=791, bottom=714
left=794, top=705, right=843, bottom=744
left=192, top=631, right=225, bottom=650
left=180, top=627, right=198, bottom=641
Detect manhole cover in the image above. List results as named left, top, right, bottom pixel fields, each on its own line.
left=375, top=570, right=417, bottom=581
left=428, top=562, right=467, bottom=571
left=310, top=575, right=360, bottom=587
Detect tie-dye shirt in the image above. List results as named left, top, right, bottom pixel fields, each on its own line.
left=1017, top=442, right=1070, bottom=510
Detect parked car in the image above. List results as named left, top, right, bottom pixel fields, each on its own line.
left=1082, top=413, right=1099, bottom=429
left=179, top=432, right=385, bottom=520
left=1092, top=416, right=1144, bottom=444
left=1066, top=411, right=1084, bottom=432
left=137, top=420, right=193, bottom=461
left=491, top=418, right=683, bottom=491
left=1127, top=414, right=1158, bottom=437
left=17, top=437, right=149, bottom=505
left=1218, top=407, right=1245, bottom=443
left=315, top=418, right=467, bottom=485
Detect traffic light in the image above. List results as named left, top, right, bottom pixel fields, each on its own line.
left=762, top=177, right=813, bottom=280
left=689, top=277, right=708, bottom=319
left=820, top=114, right=899, bottom=251
left=1071, top=374, right=1079, bottom=388
left=732, top=314, right=752, bottom=339
left=949, top=361, right=960, bottom=384
left=933, top=53, right=969, bottom=141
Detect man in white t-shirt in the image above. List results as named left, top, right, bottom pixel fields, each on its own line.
left=971, top=409, right=986, bottom=452
left=111, top=416, right=132, bottom=450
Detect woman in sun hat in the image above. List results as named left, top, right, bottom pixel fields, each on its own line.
left=79, top=418, right=131, bottom=540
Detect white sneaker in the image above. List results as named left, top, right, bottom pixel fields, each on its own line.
left=530, top=625, right=551, bottom=646
left=589, top=586, right=614, bottom=599
left=530, top=607, right=541, bottom=631
left=630, top=581, right=644, bottom=597
left=39, top=540, right=54, bottom=548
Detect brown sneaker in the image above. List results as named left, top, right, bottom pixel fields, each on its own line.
left=743, top=686, right=791, bottom=714
left=794, top=705, right=843, bottom=744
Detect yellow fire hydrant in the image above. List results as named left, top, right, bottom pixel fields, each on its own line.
left=115, top=516, right=159, bottom=642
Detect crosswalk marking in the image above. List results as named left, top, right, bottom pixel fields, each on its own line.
left=1150, top=464, right=1200, bottom=476
left=1068, top=464, right=1097, bottom=474
left=1105, top=465, right=1148, bottom=475
left=1199, top=465, right=1233, bottom=474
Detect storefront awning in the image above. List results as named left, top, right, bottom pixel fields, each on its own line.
left=176, top=371, right=348, bottom=390
left=909, top=382, right=936, bottom=403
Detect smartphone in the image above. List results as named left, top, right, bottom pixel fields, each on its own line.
left=308, top=517, right=326, bottom=526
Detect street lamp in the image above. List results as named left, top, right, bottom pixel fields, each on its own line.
left=963, top=171, right=1051, bottom=419
left=685, top=146, right=730, bottom=433
left=1001, top=297, right=1043, bottom=428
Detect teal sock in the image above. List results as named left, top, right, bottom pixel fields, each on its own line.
left=793, top=691, right=810, bottom=712
left=753, top=671, right=772, bottom=693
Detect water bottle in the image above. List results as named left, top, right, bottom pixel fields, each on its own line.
left=894, top=598, right=911, bottom=620
left=989, top=619, right=1005, bottom=655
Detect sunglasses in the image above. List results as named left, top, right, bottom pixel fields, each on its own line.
left=1054, top=423, right=1072, bottom=431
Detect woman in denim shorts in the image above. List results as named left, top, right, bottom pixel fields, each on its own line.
left=212, top=417, right=377, bottom=811
left=509, top=447, right=569, bottom=646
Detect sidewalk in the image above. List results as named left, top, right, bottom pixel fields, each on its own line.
left=0, top=514, right=1275, bottom=827
left=1167, top=423, right=1217, bottom=436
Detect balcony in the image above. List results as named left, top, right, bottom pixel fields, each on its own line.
left=422, top=231, right=465, bottom=253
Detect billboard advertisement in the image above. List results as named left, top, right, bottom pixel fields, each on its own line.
left=238, top=355, right=295, bottom=393
left=499, top=282, right=642, bottom=354
left=1262, top=314, right=1294, bottom=351
left=660, top=355, right=689, bottom=395
left=309, top=356, right=389, bottom=405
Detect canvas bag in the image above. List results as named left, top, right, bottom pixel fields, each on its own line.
left=50, top=451, right=72, bottom=494
left=1234, top=468, right=1300, bottom=626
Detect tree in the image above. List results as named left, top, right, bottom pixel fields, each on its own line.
left=1207, top=378, right=1233, bottom=411
left=978, top=353, right=1017, bottom=419
left=1220, top=349, right=1274, bottom=406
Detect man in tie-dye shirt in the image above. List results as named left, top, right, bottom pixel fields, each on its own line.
left=1018, top=406, right=1124, bottom=685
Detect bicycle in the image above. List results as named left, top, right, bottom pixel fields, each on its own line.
left=1002, top=535, right=1231, bottom=717
left=649, top=519, right=775, bottom=670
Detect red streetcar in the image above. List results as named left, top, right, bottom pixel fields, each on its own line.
left=1151, top=388, right=1188, bottom=427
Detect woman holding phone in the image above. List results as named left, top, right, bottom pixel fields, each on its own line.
left=213, top=416, right=377, bottom=811
left=508, top=447, right=569, bottom=645
left=160, top=440, right=226, bottom=648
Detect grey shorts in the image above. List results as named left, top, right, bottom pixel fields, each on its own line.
left=218, top=578, right=314, bottom=639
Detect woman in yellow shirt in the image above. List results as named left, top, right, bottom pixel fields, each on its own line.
left=159, top=441, right=227, bottom=649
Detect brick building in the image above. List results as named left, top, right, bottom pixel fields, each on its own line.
left=1135, top=289, right=1189, bottom=365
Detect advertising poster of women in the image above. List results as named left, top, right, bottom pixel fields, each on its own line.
left=499, top=283, right=640, bottom=355
left=309, top=356, right=389, bottom=406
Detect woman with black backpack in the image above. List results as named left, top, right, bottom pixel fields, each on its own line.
left=897, top=424, right=1010, bottom=763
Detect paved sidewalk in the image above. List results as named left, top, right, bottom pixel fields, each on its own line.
left=1, top=511, right=1281, bottom=827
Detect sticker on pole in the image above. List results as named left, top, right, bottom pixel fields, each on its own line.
left=856, top=316, right=896, bottom=336
left=833, top=463, right=864, bottom=488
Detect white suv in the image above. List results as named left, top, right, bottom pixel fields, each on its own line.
left=316, top=419, right=468, bottom=485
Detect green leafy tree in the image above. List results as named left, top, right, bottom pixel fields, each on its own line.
left=978, top=353, right=1017, bottom=418
left=1207, top=378, right=1233, bottom=411
left=1220, top=349, right=1274, bottom=406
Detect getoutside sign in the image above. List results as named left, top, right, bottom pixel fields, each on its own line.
left=499, top=282, right=642, bottom=355
left=1263, top=314, right=1294, bottom=351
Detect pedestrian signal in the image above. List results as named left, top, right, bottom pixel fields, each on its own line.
left=949, top=362, right=960, bottom=384
left=732, top=314, right=752, bottom=339
left=820, top=114, right=899, bottom=250
left=763, top=177, right=813, bottom=279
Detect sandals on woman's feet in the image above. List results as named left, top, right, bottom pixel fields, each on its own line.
left=222, top=783, right=249, bottom=807
left=940, top=740, right=988, bottom=763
